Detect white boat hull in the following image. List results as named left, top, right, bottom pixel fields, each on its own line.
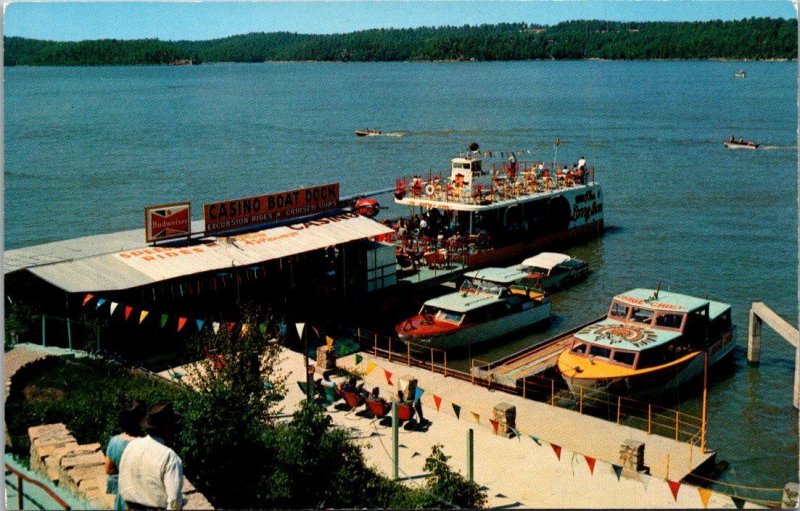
left=401, top=302, right=552, bottom=350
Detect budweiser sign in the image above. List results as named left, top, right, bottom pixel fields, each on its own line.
left=203, top=183, right=340, bottom=235
left=144, top=202, right=191, bottom=243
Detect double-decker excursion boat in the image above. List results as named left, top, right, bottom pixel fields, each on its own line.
left=557, top=288, right=735, bottom=396
left=390, top=148, right=603, bottom=270
left=395, top=267, right=551, bottom=350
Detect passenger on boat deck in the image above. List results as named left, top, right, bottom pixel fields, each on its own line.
left=577, top=156, right=586, bottom=170
left=737, top=137, right=744, bottom=144
left=728, top=135, right=735, bottom=143
left=320, top=371, right=337, bottom=388
left=419, top=218, right=428, bottom=235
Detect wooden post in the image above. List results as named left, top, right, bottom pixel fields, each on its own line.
left=431, top=349, right=434, bottom=372
left=374, top=333, right=378, bottom=356
left=701, top=351, right=708, bottom=452
left=550, top=379, right=555, bottom=406
left=407, top=342, right=411, bottom=366
left=392, top=401, right=399, bottom=480
left=747, top=307, right=762, bottom=364
left=579, top=386, right=583, bottom=414
left=67, top=317, right=73, bottom=351
left=647, top=404, right=652, bottom=434
left=444, top=352, right=447, bottom=377
left=675, top=410, right=680, bottom=441
left=17, top=475, right=24, bottom=510
left=467, top=429, right=474, bottom=482
left=41, top=315, right=46, bottom=347
left=522, top=378, right=526, bottom=399
left=616, top=396, right=621, bottom=424
left=388, top=337, right=392, bottom=362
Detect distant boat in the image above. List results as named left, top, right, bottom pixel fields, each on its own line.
left=724, top=140, right=759, bottom=150
left=355, top=129, right=382, bottom=137
left=735, top=69, right=746, bottom=78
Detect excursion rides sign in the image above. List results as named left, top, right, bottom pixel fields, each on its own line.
left=203, top=183, right=340, bottom=235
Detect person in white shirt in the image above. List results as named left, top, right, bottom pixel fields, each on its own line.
left=119, top=402, right=184, bottom=510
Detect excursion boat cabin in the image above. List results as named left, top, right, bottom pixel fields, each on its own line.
left=515, top=252, right=589, bottom=291
left=389, top=149, right=604, bottom=270
left=557, top=288, right=735, bottom=395
left=395, top=267, right=550, bottom=350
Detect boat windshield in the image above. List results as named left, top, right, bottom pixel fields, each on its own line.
left=420, top=305, right=464, bottom=325
left=630, top=307, right=654, bottom=324
left=654, top=312, right=684, bottom=330
left=608, top=301, right=630, bottom=320
left=460, top=279, right=503, bottom=297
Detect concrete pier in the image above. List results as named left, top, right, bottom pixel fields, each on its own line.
left=746, top=302, right=800, bottom=409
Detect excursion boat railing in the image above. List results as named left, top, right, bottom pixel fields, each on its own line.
left=394, top=161, right=596, bottom=206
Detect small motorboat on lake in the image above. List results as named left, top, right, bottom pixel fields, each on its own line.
left=355, top=129, right=382, bottom=137
left=557, top=288, right=735, bottom=397
left=734, top=69, right=746, bottom=78
left=724, top=140, right=759, bottom=149
left=395, top=267, right=551, bottom=349
left=515, top=252, right=589, bottom=291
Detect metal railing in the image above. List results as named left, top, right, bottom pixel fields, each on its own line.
left=5, top=463, right=71, bottom=510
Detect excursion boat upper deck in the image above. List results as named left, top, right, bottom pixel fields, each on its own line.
left=388, top=149, right=603, bottom=270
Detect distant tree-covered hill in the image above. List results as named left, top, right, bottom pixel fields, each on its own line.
left=5, top=18, right=796, bottom=66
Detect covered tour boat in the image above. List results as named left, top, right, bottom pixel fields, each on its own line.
left=395, top=267, right=551, bottom=350
left=515, top=252, right=589, bottom=291
left=389, top=147, right=603, bottom=271
left=557, top=288, right=735, bottom=396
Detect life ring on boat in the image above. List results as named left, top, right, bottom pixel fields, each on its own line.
left=425, top=184, right=436, bottom=196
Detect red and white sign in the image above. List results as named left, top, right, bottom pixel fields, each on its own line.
left=144, top=202, right=191, bottom=243
left=203, top=183, right=340, bottom=235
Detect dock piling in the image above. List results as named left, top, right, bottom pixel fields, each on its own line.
left=747, top=302, right=800, bottom=408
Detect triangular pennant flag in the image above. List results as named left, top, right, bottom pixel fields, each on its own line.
left=259, top=323, right=267, bottom=335
left=139, top=310, right=149, bottom=324
left=160, top=314, right=169, bottom=328
left=196, top=319, right=205, bottom=331
left=295, top=322, right=305, bottom=339
left=667, top=480, right=681, bottom=501
left=212, top=321, right=220, bottom=334
left=96, top=298, right=107, bottom=309
left=82, top=294, right=94, bottom=306
left=241, top=324, right=249, bottom=335
left=471, top=412, right=480, bottom=423
left=433, top=395, right=442, bottom=411
left=612, top=464, right=623, bottom=481
left=365, top=361, right=377, bottom=375
left=529, top=435, right=541, bottom=445
left=326, top=336, right=334, bottom=349
left=177, top=317, right=187, bottom=332
left=413, top=386, right=424, bottom=403
left=551, top=444, right=562, bottom=461
left=731, top=496, right=745, bottom=509
left=337, top=344, right=347, bottom=356
left=355, top=354, right=363, bottom=365
left=227, top=322, right=236, bottom=332
left=384, top=369, right=393, bottom=385
left=311, top=326, right=320, bottom=337
left=452, top=403, right=461, bottom=418
left=124, top=305, right=133, bottom=320
left=696, top=487, right=712, bottom=508
left=584, top=456, right=596, bottom=475
left=109, top=302, right=119, bottom=316
left=489, top=419, right=499, bottom=433
left=639, top=472, right=650, bottom=491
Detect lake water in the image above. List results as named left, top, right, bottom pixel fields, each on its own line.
left=5, top=61, right=798, bottom=492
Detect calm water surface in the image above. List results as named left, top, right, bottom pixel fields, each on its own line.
left=5, top=61, right=798, bottom=490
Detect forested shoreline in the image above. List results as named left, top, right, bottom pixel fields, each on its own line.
left=5, top=18, right=796, bottom=66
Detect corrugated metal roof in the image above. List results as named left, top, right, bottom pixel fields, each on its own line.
left=13, top=213, right=393, bottom=293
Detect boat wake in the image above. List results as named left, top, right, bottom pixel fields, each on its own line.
left=759, top=145, right=798, bottom=150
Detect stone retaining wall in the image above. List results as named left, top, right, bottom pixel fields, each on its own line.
left=28, top=423, right=213, bottom=510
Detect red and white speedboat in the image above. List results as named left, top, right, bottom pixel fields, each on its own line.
left=395, top=267, right=551, bottom=350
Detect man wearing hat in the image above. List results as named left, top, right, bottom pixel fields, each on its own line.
left=118, top=402, right=184, bottom=510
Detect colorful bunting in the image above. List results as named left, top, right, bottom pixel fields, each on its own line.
left=196, top=319, right=205, bottom=331
left=212, top=322, right=221, bottom=334
left=124, top=306, right=133, bottom=320
left=355, top=354, right=363, bottom=365
left=611, top=464, right=623, bottom=481
left=452, top=403, right=461, bottom=418
left=489, top=419, right=499, bottom=433
left=639, top=472, right=650, bottom=491
left=433, top=395, right=442, bottom=411
left=550, top=444, right=562, bottom=461
left=227, top=322, right=236, bottom=332
left=160, top=314, right=169, bottom=328
left=529, top=435, right=541, bottom=445
left=295, top=322, right=305, bottom=339
left=177, top=317, right=188, bottom=332
left=241, top=324, right=249, bottom=335
left=96, top=298, right=106, bottom=309
left=384, top=369, right=393, bottom=385
left=326, top=336, right=334, bottom=349
left=413, top=387, right=424, bottom=403
left=109, top=302, right=119, bottom=316
left=139, top=310, right=149, bottom=324
left=696, top=487, right=712, bottom=508
left=667, top=480, right=681, bottom=501
left=584, top=456, right=596, bottom=475
left=365, top=361, right=377, bottom=375
left=82, top=294, right=94, bottom=306
left=471, top=412, right=480, bottom=423
left=259, top=323, right=267, bottom=335
left=731, top=496, right=745, bottom=509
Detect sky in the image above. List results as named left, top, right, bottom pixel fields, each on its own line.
left=3, top=1, right=797, bottom=41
